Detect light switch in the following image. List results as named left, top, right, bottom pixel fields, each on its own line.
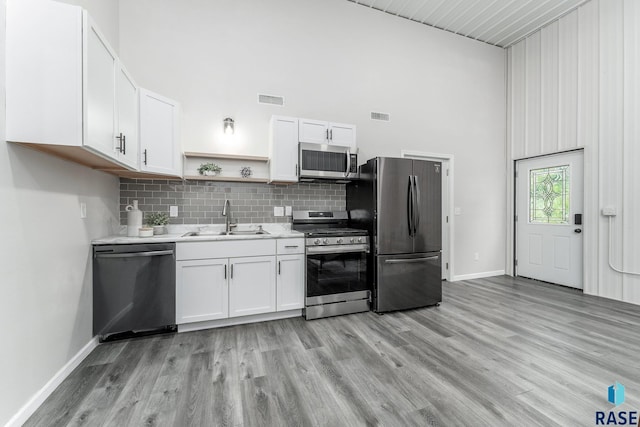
left=454, top=207, right=462, bottom=215
left=274, top=206, right=284, bottom=217
left=170, top=206, right=179, bottom=217
left=285, top=206, right=292, bottom=216
left=79, top=202, right=87, bottom=219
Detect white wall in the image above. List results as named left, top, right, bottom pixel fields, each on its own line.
left=0, top=1, right=121, bottom=425
left=119, top=0, right=507, bottom=278
left=57, top=0, right=119, bottom=52
left=507, top=0, right=640, bottom=304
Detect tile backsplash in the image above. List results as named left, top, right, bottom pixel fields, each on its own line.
left=120, top=179, right=346, bottom=225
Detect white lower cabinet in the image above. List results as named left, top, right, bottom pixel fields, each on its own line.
left=276, top=254, right=305, bottom=311
left=229, top=256, right=276, bottom=317
left=176, top=258, right=229, bottom=323
left=176, top=239, right=303, bottom=328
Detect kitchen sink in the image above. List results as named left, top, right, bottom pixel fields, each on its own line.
left=181, top=230, right=269, bottom=237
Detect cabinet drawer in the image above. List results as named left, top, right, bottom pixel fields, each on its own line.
left=277, top=238, right=305, bottom=254
left=177, top=239, right=276, bottom=261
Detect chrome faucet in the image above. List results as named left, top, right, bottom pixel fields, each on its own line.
left=222, top=199, right=236, bottom=233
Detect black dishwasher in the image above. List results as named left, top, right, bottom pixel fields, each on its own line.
left=93, top=243, right=176, bottom=341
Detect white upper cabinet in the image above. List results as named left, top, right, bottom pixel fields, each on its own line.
left=6, top=0, right=140, bottom=171
left=298, top=118, right=357, bottom=150
left=298, top=118, right=329, bottom=145
left=115, top=65, right=139, bottom=169
left=139, top=89, right=182, bottom=177
left=6, top=0, right=83, bottom=145
left=269, top=116, right=299, bottom=183
left=327, top=122, right=357, bottom=151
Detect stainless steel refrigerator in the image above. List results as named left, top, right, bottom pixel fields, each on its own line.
left=347, top=157, right=442, bottom=312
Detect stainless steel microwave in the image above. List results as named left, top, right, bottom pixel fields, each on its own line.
left=298, top=142, right=358, bottom=181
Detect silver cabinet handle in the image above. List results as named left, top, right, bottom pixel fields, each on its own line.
left=143, top=149, right=148, bottom=165
left=284, top=245, right=299, bottom=248
left=115, top=133, right=124, bottom=153
left=385, top=256, right=439, bottom=264
left=224, top=264, right=227, bottom=279
left=230, top=264, right=234, bottom=279
left=330, top=129, right=333, bottom=141
left=295, top=163, right=298, bottom=176
left=122, top=134, right=126, bottom=155
left=95, top=250, right=173, bottom=259
left=325, top=128, right=329, bottom=141
left=278, top=261, right=281, bottom=275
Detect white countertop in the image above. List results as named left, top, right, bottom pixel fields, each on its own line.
left=92, top=223, right=304, bottom=245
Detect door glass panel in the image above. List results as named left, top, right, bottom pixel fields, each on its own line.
left=529, top=165, right=570, bottom=224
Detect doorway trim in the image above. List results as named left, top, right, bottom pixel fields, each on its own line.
left=401, top=150, right=454, bottom=281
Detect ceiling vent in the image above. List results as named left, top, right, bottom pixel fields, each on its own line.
left=258, top=93, right=284, bottom=106
left=370, top=111, right=390, bottom=122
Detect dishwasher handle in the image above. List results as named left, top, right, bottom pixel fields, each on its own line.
left=95, top=250, right=174, bottom=259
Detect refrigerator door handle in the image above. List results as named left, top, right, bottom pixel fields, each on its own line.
left=407, top=176, right=414, bottom=236
left=413, top=175, right=420, bottom=235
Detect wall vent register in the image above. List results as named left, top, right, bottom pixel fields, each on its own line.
left=258, top=93, right=285, bottom=106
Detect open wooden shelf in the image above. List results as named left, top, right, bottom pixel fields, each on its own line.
left=183, top=175, right=269, bottom=183
left=183, top=152, right=269, bottom=162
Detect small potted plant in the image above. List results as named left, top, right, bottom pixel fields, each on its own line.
left=198, top=162, right=222, bottom=176
left=146, top=212, right=169, bottom=235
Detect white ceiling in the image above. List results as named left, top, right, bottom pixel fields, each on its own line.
left=349, top=0, right=591, bottom=48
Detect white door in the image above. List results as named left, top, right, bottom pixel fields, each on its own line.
left=516, top=151, right=584, bottom=289
left=229, top=256, right=276, bottom=317
left=276, top=254, right=305, bottom=311
left=139, top=88, right=181, bottom=176
left=116, top=63, right=138, bottom=169
left=176, top=259, right=229, bottom=324
left=328, top=122, right=356, bottom=150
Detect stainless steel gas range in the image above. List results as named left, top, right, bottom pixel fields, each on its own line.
left=292, top=211, right=370, bottom=320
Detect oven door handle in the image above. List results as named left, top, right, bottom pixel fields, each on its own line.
left=306, top=245, right=369, bottom=254
left=384, top=256, right=439, bottom=264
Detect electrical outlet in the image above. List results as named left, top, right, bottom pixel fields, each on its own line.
left=602, top=207, right=617, bottom=216
left=169, top=206, right=179, bottom=217
left=274, top=206, right=284, bottom=217
left=454, top=207, right=462, bottom=215
left=285, top=206, right=292, bottom=216
left=79, top=202, right=87, bottom=219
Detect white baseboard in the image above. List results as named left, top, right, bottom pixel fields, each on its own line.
left=451, top=270, right=505, bottom=282
left=178, top=309, right=302, bottom=333
left=5, top=337, right=99, bottom=427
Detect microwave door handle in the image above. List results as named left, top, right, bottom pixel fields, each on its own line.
left=407, top=176, right=413, bottom=236
left=345, top=149, right=351, bottom=177
left=413, top=175, right=420, bottom=235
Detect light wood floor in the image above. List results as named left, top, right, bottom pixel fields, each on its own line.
left=26, top=276, right=640, bottom=426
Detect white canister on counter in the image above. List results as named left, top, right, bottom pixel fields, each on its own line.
left=126, top=200, right=143, bottom=237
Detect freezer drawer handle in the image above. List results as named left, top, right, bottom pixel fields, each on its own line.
left=95, top=250, right=174, bottom=259
left=384, top=256, right=439, bottom=264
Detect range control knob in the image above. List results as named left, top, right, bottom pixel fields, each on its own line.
left=323, top=238, right=330, bottom=244
left=314, top=239, right=321, bottom=245
left=337, top=238, right=343, bottom=244
left=358, top=237, right=363, bottom=243
left=350, top=238, right=355, bottom=243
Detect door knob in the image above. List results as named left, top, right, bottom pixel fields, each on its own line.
left=574, top=229, right=582, bottom=234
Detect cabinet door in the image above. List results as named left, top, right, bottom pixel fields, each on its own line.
left=329, top=122, right=356, bottom=150
left=276, top=254, right=305, bottom=311
left=140, top=89, right=182, bottom=176
left=298, top=118, right=328, bottom=144
left=229, top=256, right=276, bottom=318
left=84, top=15, right=117, bottom=159
left=269, top=116, right=299, bottom=183
left=176, top=259, right=229, bottom=324
left=115, top=63, right=139, bottom=169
